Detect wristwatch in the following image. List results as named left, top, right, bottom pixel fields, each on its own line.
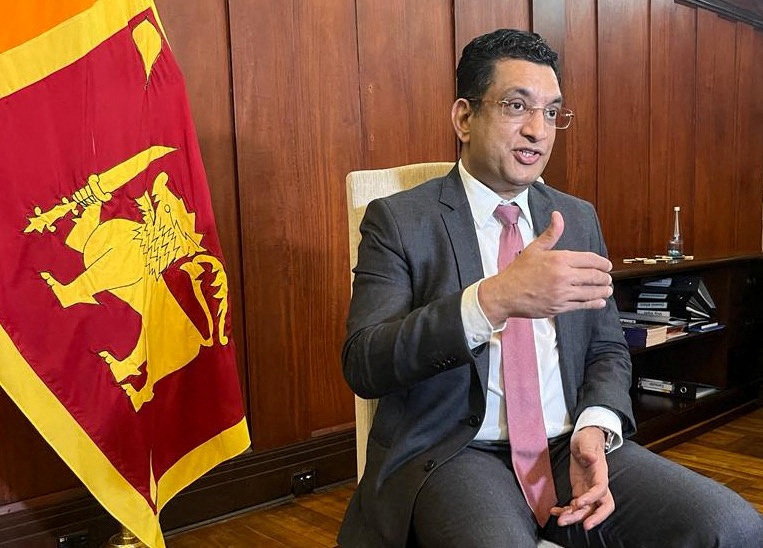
left=598, top=426, right=615, bottom=453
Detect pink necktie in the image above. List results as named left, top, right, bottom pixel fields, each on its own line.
left=495, top=204, right=557, bottom=526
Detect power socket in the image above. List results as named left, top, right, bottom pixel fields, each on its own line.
left=291, top=469, right=316, bottom=496
left=57, top=530, right=89, bottom=548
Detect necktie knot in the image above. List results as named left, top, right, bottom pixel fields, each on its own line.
left=495, top=203, right=521, bottom=226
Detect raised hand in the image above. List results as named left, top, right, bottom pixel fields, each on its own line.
left=478, top=211, right=613, bottom=324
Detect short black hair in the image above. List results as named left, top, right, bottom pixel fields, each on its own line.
left=456, top=29, right=561, bottom=112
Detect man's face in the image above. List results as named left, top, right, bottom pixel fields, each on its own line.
left=452, top=59, right=561, bottom=199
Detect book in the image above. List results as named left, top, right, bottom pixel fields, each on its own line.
left=637, top=377, right=720, bottom=400
left=621, top=321, right=668, bottom=347
left=666, top=323, right=689, bottom=340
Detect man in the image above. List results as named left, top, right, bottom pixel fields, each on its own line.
left=339, top=29, right=763, bottom=547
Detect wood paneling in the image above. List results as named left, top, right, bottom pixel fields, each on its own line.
left=649, top=0, right=697, bottom=256
left=0, top=391, right=79, bottom=505
left=454, top=0, right=531, bottom=60
left=532, top=0, right=567, bottom=191
left=562, top=0, right=598, bottom=205
left=229, top=0, right=358, bottom=450
left=678, top=0, right=763, bottom=29
left=597, top=0, right=651, bottom=262
left=694, top=11, right=739, bottom=258
left=356, top=0, right=456, bottom=168
left=733, top=23, right=763, bottom=254
left=154, top=0, right=249, bottom=408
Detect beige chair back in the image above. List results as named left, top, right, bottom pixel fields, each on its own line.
left=346, top=162, right=454, bottom=480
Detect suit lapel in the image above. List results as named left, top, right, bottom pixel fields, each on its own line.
left=439, top=168, right=488, bottom=393
left=439, top=168, right=483, bottom=288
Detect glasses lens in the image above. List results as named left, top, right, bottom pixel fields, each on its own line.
left=555, top=110, right=573, bottom=129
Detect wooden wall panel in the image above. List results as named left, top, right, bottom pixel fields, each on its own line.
left=154, top=0, right=249, bottom=409
left=230, top=0, right=359, bottom=450
left=733, top=24, right=763, bottom=253
left=694, top=11, right=739, bottom=258
left=648, top=0, right=696, bottom=256
left=596, top=0, right=651, bottom=263
left=0, top=392, right=79, bottom=505
left=532, top=0, right=567, bottom=191
left=454, top=0, right=531, bottom=60
left=562, top=0, right=598, bottom=205
left=356, top=0, right=456, bottom=168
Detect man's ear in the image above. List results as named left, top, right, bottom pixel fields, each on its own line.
left=451, top=98, right=472, bottom=144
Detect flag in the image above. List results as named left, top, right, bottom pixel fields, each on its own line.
left=0, top=1, right=251, bottom=546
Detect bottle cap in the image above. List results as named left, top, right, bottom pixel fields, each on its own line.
left=673, top=206, right=680, bottom=211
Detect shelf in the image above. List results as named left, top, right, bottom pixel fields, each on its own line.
left=630, top=386, right=750, bottom=447
left=627, top=327, right=725, bottom=355
left=612, top=256, right=763, bottom=448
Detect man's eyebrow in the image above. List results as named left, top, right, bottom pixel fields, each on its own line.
left=501, top=87, right=564, bottom=105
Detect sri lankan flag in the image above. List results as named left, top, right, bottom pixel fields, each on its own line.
left=0, top=1, right=251, bottom=546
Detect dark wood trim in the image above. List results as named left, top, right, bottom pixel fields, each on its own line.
left=676, top=0, right=763, bottom=29
left=612, top=253, right=763, bottom=280
left=0, top=431, right=355, bottom=547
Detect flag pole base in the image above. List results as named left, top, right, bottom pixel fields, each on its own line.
left=104, top=525, right=146, bottom=547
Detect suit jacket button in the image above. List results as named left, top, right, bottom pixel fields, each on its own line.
left=469, top=415, right=480, bottom=427
left=424, top=459, right=436, bottom=471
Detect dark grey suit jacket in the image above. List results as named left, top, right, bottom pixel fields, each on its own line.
left=339, top=166, right=635, bottom=547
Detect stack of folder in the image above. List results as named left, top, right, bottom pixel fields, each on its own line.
left=633, top=274, right=718, bottom=330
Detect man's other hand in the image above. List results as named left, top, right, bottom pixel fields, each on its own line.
left=551, top=426, right=614, bottom=530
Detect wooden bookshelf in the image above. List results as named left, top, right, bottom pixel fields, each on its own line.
left=612, top=255, right=763, bottom=450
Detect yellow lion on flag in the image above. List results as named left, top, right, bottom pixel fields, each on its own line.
left=31, top=150, right=228, bottom=412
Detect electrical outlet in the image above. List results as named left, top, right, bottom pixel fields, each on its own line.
left=57, top=530, right=89, bottom=548
left=291, top=469, right=316, bottom=495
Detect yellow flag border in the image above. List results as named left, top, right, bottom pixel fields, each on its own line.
left=0, top=1, right=251, bottom=545
left=0, top=0, right=166, bottom=99
left=0, top=322, right=250, bottom=548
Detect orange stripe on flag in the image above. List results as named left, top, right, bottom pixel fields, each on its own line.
left=0, top=0, right=98, bottom=53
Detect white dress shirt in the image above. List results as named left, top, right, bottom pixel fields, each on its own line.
left=458, top=161, right=622, bottom=450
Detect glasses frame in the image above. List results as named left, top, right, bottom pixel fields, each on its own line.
left=479, top=99, right=575, bottom=130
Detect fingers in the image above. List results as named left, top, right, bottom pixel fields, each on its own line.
left=551, top=490, right=615, bottom=529
left=563, top=250, right=612, bottom=273
left=530, top=210, right=564, bottom=251
left=582, top=493, right=615, bottom=530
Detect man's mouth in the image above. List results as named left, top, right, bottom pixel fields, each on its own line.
left=513, top=148, right=542, bottom=165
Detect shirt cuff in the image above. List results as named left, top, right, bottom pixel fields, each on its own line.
left=574, top=406, right=623, bottom=453
left=461, top=280, right=505, bottom=350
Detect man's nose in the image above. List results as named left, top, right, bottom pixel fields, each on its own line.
left=520, top=108, right=549, bottom=141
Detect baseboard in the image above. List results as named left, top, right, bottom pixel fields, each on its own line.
left=0, top=430, right=355, bottom=547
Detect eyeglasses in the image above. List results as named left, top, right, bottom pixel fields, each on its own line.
left=479, top=100, right=575, bottom=130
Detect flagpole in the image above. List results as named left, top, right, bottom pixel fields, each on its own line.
left=104, top=525, right=147, bottom=548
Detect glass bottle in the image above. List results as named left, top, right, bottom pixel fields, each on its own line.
left=667, top=206, right=683, bottom=258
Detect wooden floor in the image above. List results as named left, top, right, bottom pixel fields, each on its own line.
left=166, top=407, right=763, bottom=547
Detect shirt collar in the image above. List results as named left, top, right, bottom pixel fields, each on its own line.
left=458, top=160, right=533, bottom=231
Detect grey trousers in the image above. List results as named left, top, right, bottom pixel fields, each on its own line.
left=411, top=437, right=763, bottom=547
